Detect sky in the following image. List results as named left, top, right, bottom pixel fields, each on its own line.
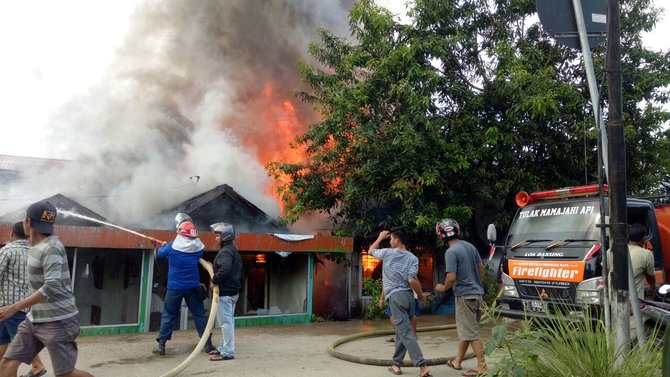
left=0, top=1, right=137, bottom=158
left=1, top=0, right=669, bottom=160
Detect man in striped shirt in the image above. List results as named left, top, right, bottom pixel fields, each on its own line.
left=0, top=222, right=46, bottom=377
left=369, top=227, right=431, bottom=377
left=0, top=201, right=92, bottom=377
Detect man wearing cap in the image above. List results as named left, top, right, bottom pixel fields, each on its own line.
left=0, top=222, right=47, bottom=377
left=0, top=200, right=93, bottom=377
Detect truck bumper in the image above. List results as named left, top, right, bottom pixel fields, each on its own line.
left=495, top=298, right=587, bottom=321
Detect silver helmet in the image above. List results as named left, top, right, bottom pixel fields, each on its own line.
left=210, top=222, right=235, bottom=242
left=174, top=213, right=192, bottom=229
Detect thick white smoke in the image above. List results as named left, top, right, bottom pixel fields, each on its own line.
left=3, top=0, right=353, bottom=228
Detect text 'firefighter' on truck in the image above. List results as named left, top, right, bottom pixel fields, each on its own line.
left=485, top=184, right=670, bottom=320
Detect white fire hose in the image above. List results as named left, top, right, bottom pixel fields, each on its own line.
left=160, top=258, right=219, bottom=377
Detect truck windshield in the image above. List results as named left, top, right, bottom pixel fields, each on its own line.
left=507, top=199, right=601, bottom=246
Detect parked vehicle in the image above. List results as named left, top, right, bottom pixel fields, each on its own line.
left=487, top=184, right=670, bottom=320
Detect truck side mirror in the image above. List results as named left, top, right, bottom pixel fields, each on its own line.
left=487, top=224, right=497, bottom=244
left=658, top=284, right=670, bottom=302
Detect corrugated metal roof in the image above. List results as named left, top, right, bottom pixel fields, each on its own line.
left=0, top=154, right=70, bottom=172
left=0, top=224, right=353, bottom=253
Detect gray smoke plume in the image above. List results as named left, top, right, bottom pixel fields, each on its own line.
left=4, top=0, right=353, bottom=228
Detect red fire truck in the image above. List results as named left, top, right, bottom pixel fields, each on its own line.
left=490, top=184, right=670, bottom=319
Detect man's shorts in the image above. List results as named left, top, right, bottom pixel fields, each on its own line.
left=455, top=295, right=483, bottom=341
left=5, top=315, right=81, bottom=375
left=387, top=298, right=420, bottom=317
left=0, top=311, right=27, bottom=344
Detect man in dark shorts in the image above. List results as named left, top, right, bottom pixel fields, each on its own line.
left=434, top=219, right=487, bottom=377
left=0, top=200, right=92, bottom=377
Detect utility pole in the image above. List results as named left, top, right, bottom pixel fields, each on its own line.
left=606, top=0, right=629, bottom=361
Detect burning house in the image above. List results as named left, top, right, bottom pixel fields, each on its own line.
left=1, top=155, right=354, bottom=335
left=0, top=190, right=352, bottom=335
left=0, top=0, right=441, bottom=334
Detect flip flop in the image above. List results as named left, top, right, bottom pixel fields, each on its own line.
left=446, top=359, right=462, bottom=370
left=20, top=369, right=47, bottom=377
left=387, top=365, right=402, bottom=375
left=209, top=354, right=234, bottom=361
left=208, top=349, right=221, bottom=355
left=462, top=369, right=487, bottom=377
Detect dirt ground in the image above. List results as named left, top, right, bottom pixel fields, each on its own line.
left=15, top=315, right=498, bottom=377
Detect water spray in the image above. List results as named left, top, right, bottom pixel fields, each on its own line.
left=57, top=207, right=219, bottom=377
left=58, top=209, right=166, bottom=244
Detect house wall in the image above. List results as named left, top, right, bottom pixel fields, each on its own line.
left=0, top=224, right=351, bottom=334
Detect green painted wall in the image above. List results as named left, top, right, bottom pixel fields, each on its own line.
left=235, top=314, right=311, bottom=327
left=79, top=313, right=312, bottom=336
left=80, top=325, right=141, bottom=336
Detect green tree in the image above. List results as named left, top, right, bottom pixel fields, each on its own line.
left=268, top=0, right=670, bottom=243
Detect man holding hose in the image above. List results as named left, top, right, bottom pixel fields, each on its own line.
left=208, top=222, right=243, bottom=362
left=152, top=220, right=214, bottom=355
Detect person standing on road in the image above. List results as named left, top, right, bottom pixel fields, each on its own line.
left=434, top=219, right=487, bottom=377
left=208, top=222, right=243, bottom=361
left=153, top=221, right=214, bottom=355
left=0, top=200, right=93, bottom=377
left=369, top=227, right=430, bottom=377
left=0, top=222, right=47, bottom=377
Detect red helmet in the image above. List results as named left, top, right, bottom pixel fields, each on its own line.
left=436, top=219, right=460, bottom=240
left=177, top=221, right=198, bottom=237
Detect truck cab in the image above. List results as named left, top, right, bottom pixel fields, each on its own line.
left=494, top=185, right=666, bottom=319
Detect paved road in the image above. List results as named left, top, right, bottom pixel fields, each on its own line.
left=15, top=315, right=497, bottom=377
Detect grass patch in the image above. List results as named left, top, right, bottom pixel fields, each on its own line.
left=483, top=298, right=662, bottom=377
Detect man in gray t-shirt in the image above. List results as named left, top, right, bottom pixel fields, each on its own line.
left=434, top=219, right=487, bottom=376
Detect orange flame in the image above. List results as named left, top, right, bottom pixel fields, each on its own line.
left=244, top=81, right=307, bottom=213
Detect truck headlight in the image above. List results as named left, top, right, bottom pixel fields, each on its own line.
left=577, top=277, right=604, bottom=305
left=502, top=272, right=519, bottom=298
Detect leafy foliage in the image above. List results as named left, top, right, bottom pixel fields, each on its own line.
left=362, top=277, right=386, bottom=319
left=482, top=263, right=500, bottom=306
left=268, top=0, right=670, bottom=244
left=483, top=307, right=662, bottom=377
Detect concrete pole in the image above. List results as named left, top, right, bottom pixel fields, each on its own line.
left=571, top=0, right=613, bottom=335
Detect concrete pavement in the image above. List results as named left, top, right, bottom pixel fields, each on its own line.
left=15, top=315, right=498, bottom=377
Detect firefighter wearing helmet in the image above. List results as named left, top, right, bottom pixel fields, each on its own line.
left=177, top=221, right=198, bottom=237
left=174, top=212, right=192, bottom=229
left=208, top=222, right=243, bottom=361
left=153, top=221, right=215, bottom=355
left=433, top=219, right=488, bottom=374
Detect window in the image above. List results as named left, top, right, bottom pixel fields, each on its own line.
left=71, top=248, right=143, bottom=326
